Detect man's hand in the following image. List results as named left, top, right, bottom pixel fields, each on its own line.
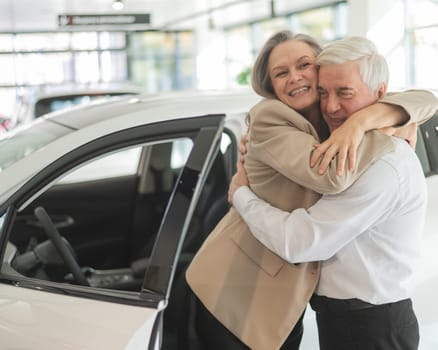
left=239, top=131, right=249, bottom=157
left=228, top=156, right=249, bottom=204
left=310, top=117, right=365, bottom=176
left=379, top=123, right=418, bottom=149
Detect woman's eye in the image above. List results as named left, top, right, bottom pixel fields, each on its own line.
left=275, top=71, right=287, bottom=77
left=299, top=62, right=311, bottom=69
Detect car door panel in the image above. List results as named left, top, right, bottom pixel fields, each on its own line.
left=0, top=283, right=160, bottom=350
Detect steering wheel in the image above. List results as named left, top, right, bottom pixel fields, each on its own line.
left=34, top=206, right=89, bottom=286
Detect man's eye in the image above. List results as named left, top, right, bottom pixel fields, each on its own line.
left=339, top=92, right=354, bottom=98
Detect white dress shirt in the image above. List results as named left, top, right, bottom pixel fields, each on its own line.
left=233, top=138, right=427, bottom=305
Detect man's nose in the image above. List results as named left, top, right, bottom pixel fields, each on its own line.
left=325, top=95, right=340, bottom=113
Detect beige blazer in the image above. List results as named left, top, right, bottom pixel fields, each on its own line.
left=186, top=91, right=437, bottom=350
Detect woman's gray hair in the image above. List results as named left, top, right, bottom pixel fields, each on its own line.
left=316, top=36, right=389, bottom=92
left=251, top=30, right=322, bottom=99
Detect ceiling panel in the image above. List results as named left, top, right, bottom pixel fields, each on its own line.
left=0, top=0, right=246, bottom=32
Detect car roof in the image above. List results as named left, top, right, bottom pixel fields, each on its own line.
left=0, top=88, right=262, bottom=207
left=50, top=88, right=260, bottom=130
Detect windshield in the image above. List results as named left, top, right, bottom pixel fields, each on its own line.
left=0, top=120, right=72, bottom=172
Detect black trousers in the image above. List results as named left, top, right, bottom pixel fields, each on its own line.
left=195, top=295, right=305, bottom=350
left=311, top=296, right=419, bottom=350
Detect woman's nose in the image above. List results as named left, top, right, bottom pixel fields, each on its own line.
left=287, top=69, right=302, bottom=83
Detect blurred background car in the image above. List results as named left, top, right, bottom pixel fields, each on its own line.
left=10, top=83, right=142, bottom=127
left=0, top=115, right=12, bottom=133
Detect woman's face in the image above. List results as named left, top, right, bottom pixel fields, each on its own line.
left=268, top=39, right=319, bottom=113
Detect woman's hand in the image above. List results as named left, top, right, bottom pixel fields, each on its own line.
left=311, top=101, right=417, bottom=176
left=310, top=117, right=365, bottom=176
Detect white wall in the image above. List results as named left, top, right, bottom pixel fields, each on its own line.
left=348, top=0, right=410, bottom=88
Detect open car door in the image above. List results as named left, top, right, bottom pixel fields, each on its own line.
left=0, top=114, right=225, bottom=350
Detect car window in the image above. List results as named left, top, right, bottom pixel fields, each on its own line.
left=58, top=147, right=143, bottom=184
left=0, top=121, right=72, bottom=172
left=57, top=138, right=194, bottom=184
left=1, top=135, right=197, bottom=289
left=171, top=138, right=194, bottom=169
left=220, top=132, right=232, bottom=153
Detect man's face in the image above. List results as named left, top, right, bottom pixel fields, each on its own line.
left=317, top=60, right=385, bottom=132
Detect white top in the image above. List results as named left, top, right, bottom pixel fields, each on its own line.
left=233, top=138, right=427, bottom=305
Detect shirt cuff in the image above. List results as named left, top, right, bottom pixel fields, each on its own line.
left=233, top=186, right=258, bottom=214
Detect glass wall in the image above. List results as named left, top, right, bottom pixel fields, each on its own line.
left=129, top=30, right=195, bottom=93
left=408, top=0, right=438, bottom=89
left=0, top=32, right=128, bottom=87
left=378, top=0, right=438, bottom=90
left=224, top=2, right=348, bottom=88
left=0, top=30, right=194, bottom=123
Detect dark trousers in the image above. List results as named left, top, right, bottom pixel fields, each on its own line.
left=195, top=295, right=305, bottom=349
left=310, top=296, right=419, bottom=350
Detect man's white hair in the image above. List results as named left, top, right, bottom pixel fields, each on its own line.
left=316, top=36, right=389, bottom=93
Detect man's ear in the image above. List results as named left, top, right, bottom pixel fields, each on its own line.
left=377, top=83, right=387, bottom=98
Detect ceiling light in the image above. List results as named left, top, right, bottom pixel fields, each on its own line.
left=112, top=0, right=124, bottom=10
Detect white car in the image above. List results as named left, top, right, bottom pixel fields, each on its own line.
left=0, top=89, right=258, bottom=349
left=0, top=90, right=436, bottom=349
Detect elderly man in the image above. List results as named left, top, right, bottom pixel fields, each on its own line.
left=229, top=37, right=429, bottom=350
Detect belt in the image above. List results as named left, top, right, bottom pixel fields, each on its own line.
left=310, top=295, right=376, bottom=313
